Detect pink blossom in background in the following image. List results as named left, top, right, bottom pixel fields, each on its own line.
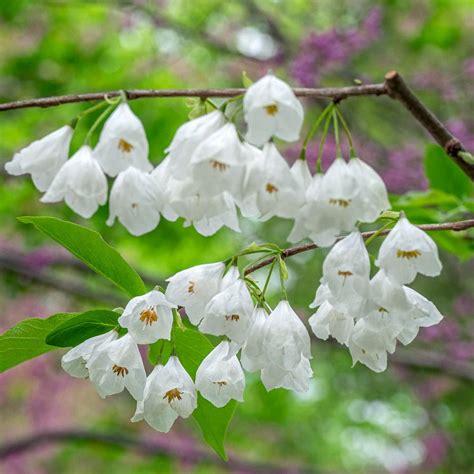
left=421, top=432, right=449, bottom=470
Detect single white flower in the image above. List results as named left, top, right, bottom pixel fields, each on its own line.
left=166, top=110, right=225, bottom=172
left=263, top=300, right=311, bottom=371
left=190, top=122, right=248, bottom=199
left=348, top=157, right=390, bottom=223
left=195, top=341, right=245, bottom=407
left=241, top=307, right=267, bottom=372
left=165, top=262, right=225, bottom=325
left=94, top=103, right=152, bottom=177
left=376, top=214, right=442, bottom=284
left=107, top=166, right=162, bottom=236
left=243, top=73, right=304, bottom=146
left=118, top=289, right=177, bottom=344
left=261, top=356, right=312, bottom=393
left=136, top=356, right=197, bottom=433
left=5, top=125, right=73, bottom=192
left=309, top=301, right=354, bottom=345
left=41, top=145, right=107, bottom=218
left=290, top=158, right=312, bottom=193
left=348, top=333, right=388, bottom=373
left=61, top=330, right=118, bottom=378
left=151, top=157, right=179, bottom=222
left=86, top=334, right=146, bottom=401
left=369, top=270, right=410, bottom=314
left=199, top=276, right=254, bottom=344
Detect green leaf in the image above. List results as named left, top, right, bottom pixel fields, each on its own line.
left=46, top=309, right=120, bottom=347
left=148, top=339, right=173, bottom=365
left=423, top=144, right=473, bottom=199
left=19, top=216, right=146, bottom=297
left=0, top=312, right=78, bottom=372
left=242, top=70, right=253, bottom=87
left=173, top=327, right=236, bottom=460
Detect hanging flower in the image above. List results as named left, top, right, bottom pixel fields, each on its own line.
left=243, top=72, right=304, bottom=146
left=309, top=301, right=354, bottom=345
left=5, top=125, right=73, bottom=192
left=195, top=341, right=245, bottom=407
left=376, top=214, right=442, bottom=284
left=41, top=145, right=107, bottom=218
left=261, top=356, right=313, bottom=393
left=241, top=307, right=267, bottom=372
left=118, top=289, right=177, bottom=344
left=107, top=166, right=162, bottom=236
left=94, top=103, right=152, bottom=177
left=86, top=334, right=146, bottom=401
left=132, top=356, right=197, bottom=433
left=165, top=262, right=225, bottom=325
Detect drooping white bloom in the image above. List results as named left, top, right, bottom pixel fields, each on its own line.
left=190, top=122, right=248, bottom=199
left=151, top=157, right=179, bottom=222
left=261, top=356, right=313, bottom=393
left=348, top=327, right=388, bottom=373
left=166, top=110, right=225, bottom=172
left=5, top=125, right=73, bottom=192
left=263, top=300, right=311, bottom=371
left=195, top=341, right=245, bottom=407
left=309, top=301, right=354, bottom=345
left=118, top=289, right=177, bottom=344
left=241, top=307, right=267, bottom=372
left=133, top=356, right=197, bottom=432
left=243, top=73, right=304, bottom=146
left=369, top=270, right=411, bottom=314
left=165, top=262, right=225, bottom=325
left=376, top=214, right=442, bottom=284
left=41, top=145, right=107, bottom=218
left=348, top=157, right=390, bottom=223
left=86, top=334, right=146, bottom=400
left=61, top=330, right=118, bottom=378
left=94, top=103, right=152, bottom=177
left=107, top=166, right=162, bottom=236
left=199, top=275, right=254, bottom=343
left=290, top=158, right=312, bottom=193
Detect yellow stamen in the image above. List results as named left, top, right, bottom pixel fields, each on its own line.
left=378, top=307, right=388, bottom=313
left=265, top=183, right=278, bottom=194
left=131, top=202, right=138, bottom=209
left=139, top=308, right=158, bottom=326
left=225, top=314, right=240, bottom=322
left=213, top=381, right=228, bottom=387
left=264, top=104, right=278, bottom=116
left=187, top=281, right=195, bottom=294
left=112, top=364, right=129, bottom=377
left=210, top=160, right=229, bottom=171
left=397, top=249, right=421, bottom=259
left=118, top=138, right=134, bottom=153
left=338, top=270, right=353, bottom=278
left=329, top=198, right=351, bottom=208
left=163, top=388, right=183, bottom=403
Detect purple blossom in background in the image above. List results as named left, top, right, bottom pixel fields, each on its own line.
left=421, top=432, right=448, bottom=470
left=292, top=7, right=382, bottom=86
left=464, top=58, right=474, bottom=77
left=447, top=119, right=474, bottom=152
left=383, top=146, right=427, bottom=193
left=413, top=72, right=458, bottom=101
left=421, top=319, right=460, bottom=343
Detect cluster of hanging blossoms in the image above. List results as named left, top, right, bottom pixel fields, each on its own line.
left=5, top=73, right=445, bottom=433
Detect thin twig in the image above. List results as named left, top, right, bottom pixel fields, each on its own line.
left=244, top=219, right=474, bottom=275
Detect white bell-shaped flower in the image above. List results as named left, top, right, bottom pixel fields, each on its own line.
left=261, top=356, right=312, bottom=393
left=321, top=231, right=370, bottom=304
left=369, top=270, right=410, bottom=314
left=61, top=330, right=118, bottom=378
left=348, top=157, right=390, bottom=223
left=41, top=145, right=107, bottom=218
left=118, top=289, right=177, bottom=344
left=309, top=283, right=332, bottom=309
left=309, top=301, right=354, bottom=345
left=135, top=356, right=197, bottom=433
left=151, top=157, right=179, bottom=222
left=5, top=125, right=73, bottom=192
left=107, top=166, right=162, bottom=236
left=166, top=110, right=225, bottom=172
left=94, top=103, right=152, bottom=177
left=348, top=331, right=388, bottom=373
left=165, top=262, right=225, bottom=325
left=290, top=158, right=312, bottom=194
left=241, top=307, right=267, bottom=372
left=243, top=73, right=304, bottom=146
left=263, top=300, right=311, bottom=371
left=376, top=214, right=442, bottom=284
left=195, top=341, right=245, bottom=407
left=199, top=275, right=254, bottom=344
left=86, top=334, right=146, bottom=401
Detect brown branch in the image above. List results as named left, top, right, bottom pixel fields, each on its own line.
left=244, top=219, right=474, bottom=275
left=384, top=70, right=474, bottom=180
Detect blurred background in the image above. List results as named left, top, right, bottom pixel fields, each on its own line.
left=0, top=1, right=473, bottom=473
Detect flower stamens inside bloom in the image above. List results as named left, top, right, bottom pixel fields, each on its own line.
left=329, top=198, right=351, bottom=208
left=118, top=138, right=134, bottom=153
left=265, top=183, right=278, bottom=194
left=209, top=160, right=229, bottom=172
left=139, top=308, right=158, bottom=326
left=264, top=104, right=279, bottom=116
left=225, top=314, right=240, bottom=322
left=163, top=388, right=183, bottom=403
left=378, top=307, right=389, bottom=313
left=337, top=270, right=353, bottom=278
left=112, top=364, right=129, bottom=377
left=397, top=249, right=421, bottom=259
left=187, top=281, right=195, bottom=294
left=213, top=381, right=228, bottom=387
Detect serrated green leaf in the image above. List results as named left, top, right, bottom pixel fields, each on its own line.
left=19, top=216, right=146, bottom=298
left=0, top=313, right=78, bottom=372
left=173, top=327, right=236, bottom=460
left=45, top=309, right=120, bottom=347
left=423, top=144, right=473, bottom=198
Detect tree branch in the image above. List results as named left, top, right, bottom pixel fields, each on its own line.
left=244, top=219, right=474, bottom=275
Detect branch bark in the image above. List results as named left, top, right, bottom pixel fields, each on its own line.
left=244, top=219, right=474, bottom=275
